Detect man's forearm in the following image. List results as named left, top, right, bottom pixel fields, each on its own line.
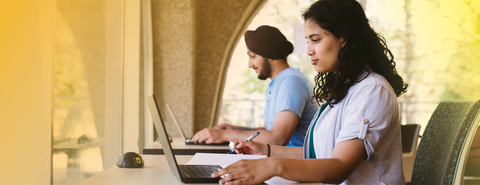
left=222, top=130, right=259, bottom=142
left=232, top=126, right=265, bottom=131
left=222, top=129, right=289, bottom=145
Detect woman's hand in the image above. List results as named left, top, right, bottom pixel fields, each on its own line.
left=234, top=141, right=267, bottom=155
left=212, top=158, right=279, bottom=185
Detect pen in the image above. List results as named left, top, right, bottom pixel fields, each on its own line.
left=228, top=131, right=261, bottom=154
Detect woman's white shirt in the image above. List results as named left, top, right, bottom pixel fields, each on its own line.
left=304, top=71, right=405, bottom=185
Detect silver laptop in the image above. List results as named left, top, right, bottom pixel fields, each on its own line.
left=147, top=95, right=222, bottom=183
left=166, top=104, right=230, bottom=146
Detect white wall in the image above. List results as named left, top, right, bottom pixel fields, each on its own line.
left=0, top=0, right=53, bottom=184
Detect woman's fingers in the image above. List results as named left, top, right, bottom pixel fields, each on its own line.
left=213, top=159, right=273, bottom=185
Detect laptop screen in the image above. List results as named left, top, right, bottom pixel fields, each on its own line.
left=146, top=95, right=182, bottom=181
left=166, top=104, right=188, bottom=141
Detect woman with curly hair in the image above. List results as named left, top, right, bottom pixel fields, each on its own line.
left=212, top=0, right=408, bottom=184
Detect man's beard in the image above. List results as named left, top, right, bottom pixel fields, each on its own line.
left=257, top=58, right=271, bottom=80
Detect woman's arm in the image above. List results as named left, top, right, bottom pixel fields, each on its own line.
left=213, top=138, right=366, bottom=184
left=235, top=140, right=304, bottom=159
left=276, top=139, right=366, bottom=183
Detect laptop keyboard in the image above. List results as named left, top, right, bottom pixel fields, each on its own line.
left=179, top=165, right=222, bottom=178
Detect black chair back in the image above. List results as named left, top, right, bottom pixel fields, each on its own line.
left=411, top=100, right=480, bottom=185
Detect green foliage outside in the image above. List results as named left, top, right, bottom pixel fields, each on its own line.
left=436, top=0, right=480, bottom=100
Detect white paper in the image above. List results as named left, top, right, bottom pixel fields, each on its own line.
left=185, top=153, right=266, bottom=167
left=185, top=153, right=297, bottom=184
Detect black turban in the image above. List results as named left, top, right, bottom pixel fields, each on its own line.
left=244, top=25, right=294, bottom=59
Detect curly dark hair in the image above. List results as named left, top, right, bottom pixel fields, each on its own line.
left=302, top=0, right=408, bottom=106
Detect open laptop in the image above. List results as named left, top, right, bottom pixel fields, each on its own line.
left=166, top=104, right=230, bottom=146
left=147, top=95, right=223, bottom=183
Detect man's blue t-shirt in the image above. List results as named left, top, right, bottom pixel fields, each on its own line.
left=264, top=68, right=319, bottom=147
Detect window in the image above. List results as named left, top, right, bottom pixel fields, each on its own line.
left=52, top=1, right=123, bottom=184
left=221, top=0, right=480, bottom=135
left=220, top=0, right=317, bottom=128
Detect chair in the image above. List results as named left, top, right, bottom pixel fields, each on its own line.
left=401, top=124, right=421, bottom=183
left=411, top=100, right=480, bottom=185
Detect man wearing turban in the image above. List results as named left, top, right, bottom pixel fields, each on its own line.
left=193, top=25, right=319, bottom=147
